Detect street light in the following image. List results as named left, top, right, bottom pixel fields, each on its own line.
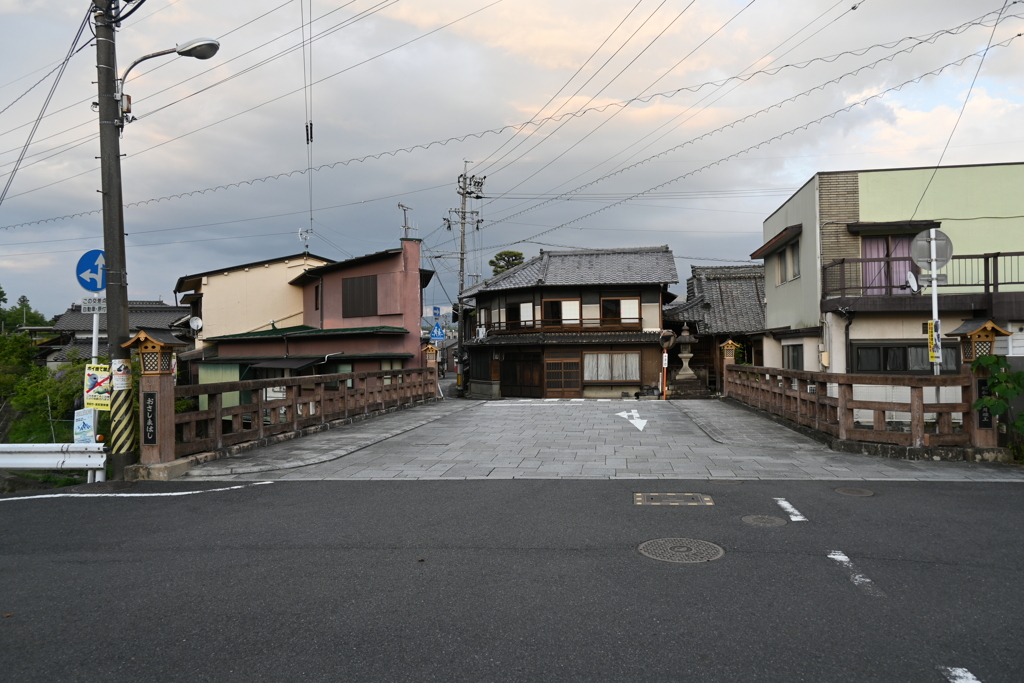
left=93, top=0, right=221, bottom=478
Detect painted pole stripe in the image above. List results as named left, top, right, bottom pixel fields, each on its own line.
left=938, top=666, right=982, bottom=683
left=773, top=497, right=807, bottom=521
left=827, top=550, right=886, bottom=597
left=0, top=481, right=273, bottom=502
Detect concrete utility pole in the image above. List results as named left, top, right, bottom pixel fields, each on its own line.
left=451, top=163, right=484, bottom=396
left=94, top=0, right=135, bottom=478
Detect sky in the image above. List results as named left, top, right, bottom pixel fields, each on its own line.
left=1, top=0, right=1022, bottom=320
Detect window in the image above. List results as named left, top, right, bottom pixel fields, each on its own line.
left=381, top=358, right=403, bottom=385
left=853, top=343, right=957, bottom=374
left=542, top=299, right=580, bottom=326
left=342, top=275, right=377, bottom=317
left=506, top=302, right=533, bottom=330
left=600, top=298, right=640, bottom=326
left=583, top=352, right=640, bottom=382
left=782, top=344, right=803, bottom=370
left=776, top=240, right=800, bottom=284
left=862, top=235, right=913, bottom=296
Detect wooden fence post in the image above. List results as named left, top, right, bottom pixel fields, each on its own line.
left=837, top=382, right=852, bottom=441
left=910, top=386, right=925, bottom=447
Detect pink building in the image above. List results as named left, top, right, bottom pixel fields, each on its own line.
left=195, top=239, right=431, bottom=385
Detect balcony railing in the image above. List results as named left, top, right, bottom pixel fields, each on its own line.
left=821, top=252, right=1024, bottom=298
left=480, top=318, right=643, bottom=335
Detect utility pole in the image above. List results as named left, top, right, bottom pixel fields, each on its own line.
left=448, top=163, right=484, bottom=396
left=94, top=0, right=135, bottom=479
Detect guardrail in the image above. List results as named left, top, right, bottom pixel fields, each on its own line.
left=0, top=443, right=108, bottom=482
left=173, top=367, right=437, bottom=458
left=723, top=365, right=974, bottom=448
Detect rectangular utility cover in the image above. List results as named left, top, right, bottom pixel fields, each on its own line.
left=634, top=493, right=714, bottom=506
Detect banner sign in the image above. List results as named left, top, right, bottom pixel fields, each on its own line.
left=112, top=359, right=132, bottom=391
left=83, top=364, right=112, bottom=411
left=142, top=392, right=158, bottom=445
left=927, top=320, right=942, bottom=363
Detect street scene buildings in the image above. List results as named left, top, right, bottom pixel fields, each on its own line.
left=3, top=3, right=1024, bottom=681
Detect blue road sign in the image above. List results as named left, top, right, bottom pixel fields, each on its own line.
left=76, top=250, right=106, bottom=292
left=432, top=305, right=441, bottom=318
left=430, top=322, right=445, bottom=342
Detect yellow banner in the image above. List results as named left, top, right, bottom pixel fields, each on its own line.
left=84, top=364, right=112, bottom=411
left=927, top=320, right=937, bottom=363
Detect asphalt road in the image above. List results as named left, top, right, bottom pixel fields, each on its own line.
left=2, top=478, right=1023, bottom=682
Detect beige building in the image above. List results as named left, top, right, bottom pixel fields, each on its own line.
left=753, top=162, right=1024, bottom=377
left=174, top=252, right=332, bottom=350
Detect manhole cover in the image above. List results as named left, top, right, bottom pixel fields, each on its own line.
left=638, top=538, right=724, bottom=563
left=634, top=493, right=714, bottom=506
left=742, top=515, right=787, bottom=527
left=835, top=487, right=874, bottom=497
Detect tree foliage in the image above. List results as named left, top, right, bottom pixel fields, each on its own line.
left=972, top=354, right=1024, bottom=457
left=489, top=250, right=525, bottom=275
left=0, top=284, right=50, bottom=330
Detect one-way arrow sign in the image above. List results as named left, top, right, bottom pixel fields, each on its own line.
left=616, top=409, right=647, bottom=431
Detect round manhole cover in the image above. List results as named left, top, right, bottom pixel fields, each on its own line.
left=638, top=538, right=724, bottom=563
left=742, top=514, right=787, bottom=527
left=835, top=487, right=874, bottom=497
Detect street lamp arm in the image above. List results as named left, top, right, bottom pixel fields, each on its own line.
left=119, top=47, right=176, bottom=88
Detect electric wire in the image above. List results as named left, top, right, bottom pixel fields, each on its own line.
left=908, top=0, right=1009, bottom=222
left=0, top=0, right=498, bottom=201
left=0, top=6, right=92, bottom=207
left=467, top=36, right=1022, bottom=254
left=470, top=26, right=1023, bottom=237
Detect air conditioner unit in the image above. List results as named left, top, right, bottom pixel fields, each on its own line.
left=476, top=327, right=486, bottom=339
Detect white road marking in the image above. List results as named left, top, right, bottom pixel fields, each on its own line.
left=544, top=398, right=559, bottom=401
left=571, top=398, right=584, bottom=402
left=615, top=410, right=647, bottom=431
left=827, top=550, right=886, bottom=597
left=0, top=482, right=273, bottom=502
left=773, top=497, right=808, bottom=521
left=597, top=399, right=610, bottom=402
left=938, top=666, right=982, bottom=683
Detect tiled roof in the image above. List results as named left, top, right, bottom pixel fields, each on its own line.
left=466, top=331, right=663, bottom=346
left=462, top=246, right=677, bottom=296
left=48, top=340, right=98, bottom=363
left=665, top=265, right=764, bottom=335
left=53, top=302, right=189, bottom=333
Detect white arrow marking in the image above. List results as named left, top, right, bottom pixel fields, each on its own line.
left=94, top=253, right=105, bottom=268
left=615, top=409, right=646, bottom=430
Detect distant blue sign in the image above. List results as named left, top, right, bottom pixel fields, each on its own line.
left=432, top=305, right=441, bottom=318
left=76, top=250, right=106, bottom=292
left=430, top=322, right=445, bottom=342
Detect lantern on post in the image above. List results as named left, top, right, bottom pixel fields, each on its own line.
left=720, top=339, right=741, bottom=363
left=945, top=318, right=1010, bottom=449
left=946, top=318, right=1010, bottom=363
left=122, top=328, right=188, bottom=466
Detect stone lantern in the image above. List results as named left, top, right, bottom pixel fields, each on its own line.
left=945, top=318, right=1010, bottom=448
left=675, top=324, right=697, bottom=380
left=122, top=327, right=188, bottom=464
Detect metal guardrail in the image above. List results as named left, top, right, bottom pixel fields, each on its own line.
left=0, top=443, right=108, bottom=482
left=821, top=251, right=1024, bottom=298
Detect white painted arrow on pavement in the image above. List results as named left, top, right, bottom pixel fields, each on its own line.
left=615, top=409, right=647, bottom=431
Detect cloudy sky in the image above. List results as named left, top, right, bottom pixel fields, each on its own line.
left=1, top=0, right=1022, bottom=319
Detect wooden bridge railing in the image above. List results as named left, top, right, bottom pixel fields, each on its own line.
left=173, top=368, right=437, bottom=458
left=723, top=364, right=975, bottom=448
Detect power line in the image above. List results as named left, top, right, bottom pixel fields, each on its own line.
left=468, top=36, right=1022, bottom=254
left=0, top=6, right=91, bottom=207
left=473, top=27, right=1022, bottom=236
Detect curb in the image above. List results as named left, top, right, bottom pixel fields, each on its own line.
left=127, top=398, right=480, bottom=481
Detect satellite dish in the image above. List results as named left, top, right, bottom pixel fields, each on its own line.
left=189, top=316, right=203, bottom=331
left=906, top=271, right=919, bottom=294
